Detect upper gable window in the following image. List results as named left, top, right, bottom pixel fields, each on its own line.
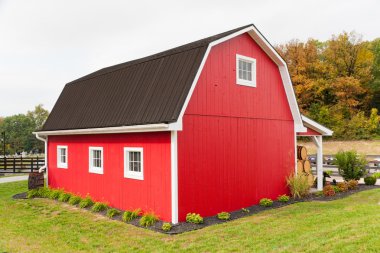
left=236, top=54, right=256, bottom=87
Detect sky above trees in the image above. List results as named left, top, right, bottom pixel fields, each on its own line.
left=0, top=0, right=379, bottom=116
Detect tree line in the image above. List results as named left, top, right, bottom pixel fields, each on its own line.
left=276, top=31, right=380, bottom=139
left=0, top=105, right=49, bottom=155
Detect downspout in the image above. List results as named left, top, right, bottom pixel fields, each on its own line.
left=35, top=133, right=48, bottom=184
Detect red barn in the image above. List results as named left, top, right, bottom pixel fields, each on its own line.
left=34, top=24, right=331, bottom=223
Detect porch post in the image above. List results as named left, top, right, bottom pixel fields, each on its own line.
left=311, top=136, right=323, bottom=191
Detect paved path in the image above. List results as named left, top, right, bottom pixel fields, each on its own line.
left=0, top=175, right=28, bottom=184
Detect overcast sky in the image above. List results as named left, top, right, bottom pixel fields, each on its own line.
left=0, top=0, right=379, bottom=116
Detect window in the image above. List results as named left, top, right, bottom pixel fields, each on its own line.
left=236, top=54, right=256, bottom=87
left=57, top=145, right=68, bottom=168
left=124, top=147, right=143, bottom=180
left=89, top=147, right=103, bottom=174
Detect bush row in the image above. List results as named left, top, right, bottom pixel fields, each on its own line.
left=27, top=187, right=165, bottom=230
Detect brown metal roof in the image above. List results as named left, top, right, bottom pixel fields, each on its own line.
left=42, top=24, right=252, bottom=131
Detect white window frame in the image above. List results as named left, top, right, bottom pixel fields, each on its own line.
left=57, top=145, right=68, bottom=169
left=89, top=147, right=103, bottom=174
left=124, top=147, right=144, bottom=180
left=236, top=54, right=257, bottom=87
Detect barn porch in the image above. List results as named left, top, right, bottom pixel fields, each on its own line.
left=297, top=115, right=333, bottom=191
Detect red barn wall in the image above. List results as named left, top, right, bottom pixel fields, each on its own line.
left=177, top=33, right=295, bottom=220
left=47, top=132, right=172, bottom=221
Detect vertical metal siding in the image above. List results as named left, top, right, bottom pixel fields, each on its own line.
left=177, top=33, right=295, bottom=221
left=47, top=132, right=172, bottom=221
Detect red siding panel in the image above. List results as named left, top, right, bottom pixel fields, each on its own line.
left=48, top=132, right=172, bottom=221
left=178, top=33, right=295, bottom=221
left=297, top=127, right=321, bottom=136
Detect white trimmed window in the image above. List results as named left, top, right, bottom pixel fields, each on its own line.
left=89, top=147, right=103, bottom=174
left=57, top=145, right=68, bottom=169
left=236, top=54, right=256, bottom=87
left=124, top=147, right=143, bottom=180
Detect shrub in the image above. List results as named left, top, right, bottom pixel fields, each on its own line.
left=49, top=189, right=63, bottom=200
left=139, top=213, right=159, bottom=227
left=186, top=213, right=204, bottom=224
left=336, top=182, right=348, bottom=192
left=217, top=212, right=231, bottom=220
left=259, top=198, right=273, bottom=207
left=26, top=188, right=40, bottom=199
left=68, top=195, right=82, bottom=205
left=91, top=202, right=108, bottom=212
left=122, top=209, right=141, bottom=222
left=58, top=192, right=72, bottom=202
left=162, top=222, right=172, bottom=232
left=79, top=196, right=94, bottom=208
left=347, top=180, right=359, bottom=190
left=333, top=185, right=340, bottom=193
left=277, top=194, right=290, bottom=202
left=372, top=172, right=380, bottom=179
left=314, top=191, right=323, bottom=197
left=242, top=208, right=250, bottom=213
left=323, top=185, right=336, bottom=197
left=286, top=173, right=310, bottom=199
left=364, top=176, right=377, bottom=185
left=107, top=208, right=121, bottom=218
left=335, top=150, right=368, bottom=181
left=38, top=187, right=51, bottom=198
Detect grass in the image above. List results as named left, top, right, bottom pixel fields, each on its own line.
left=299, top=140, right=380, bottom=155
left=1, top=181, right=380, bottom=252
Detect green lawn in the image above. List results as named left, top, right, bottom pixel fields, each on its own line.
left=1, top=181, right=380, bottom=252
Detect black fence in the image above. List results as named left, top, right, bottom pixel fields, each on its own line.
left=0, top=157, right=45, bottom=174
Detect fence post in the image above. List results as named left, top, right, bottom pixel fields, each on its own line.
left=37, top=156, right=39, bottom=171
left=31, top=157, right=34, bottom=172
left=4, top=157, right=7, bottom=171
left=13, top=157, right=15, bottom=173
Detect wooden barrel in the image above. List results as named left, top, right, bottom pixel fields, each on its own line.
left=297, top=160, right=304, bottom=174
left=303, top=160, right=311, bottom=174
left=307, top=174, right=314, bottom=186
left=297, top=146, right=307, bottom=160
left=28, top=172, right=44, bottom=190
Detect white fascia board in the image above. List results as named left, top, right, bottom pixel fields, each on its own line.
left=301, top=115, right=333, bottom=136
left=176, top=25, right=304, bottom=132
left=33, top=123, right=175, bottom=136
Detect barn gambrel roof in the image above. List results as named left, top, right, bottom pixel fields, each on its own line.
left=40, top=24, right=305, bottom=134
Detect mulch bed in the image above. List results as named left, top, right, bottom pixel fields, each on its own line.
left=13, top=184, right=380, bottom=235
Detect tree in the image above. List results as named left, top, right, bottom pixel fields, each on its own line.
left=27, top=104, right=49, bottom=131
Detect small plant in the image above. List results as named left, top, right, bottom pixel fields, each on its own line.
left=217, top=212, right=231, bottom=220
left=323, top=185, right=336, bottom=197
left=79, top=196, right=94, bottom=208
left=68, top=195, right=82, bottom=205
left=364, top=176, right=377, bottom=185
left=242, top=208, right=250, bottom=213
left=26, top=188, right=40, bottom=199
left=347, top=180, right=359, bottom=190
left=139, top=213, right=159, bottom=227
left=277, top=194, right=290, bottom=202
left=49, top=189, right=63, bottom=200
left=91, top=202, right=109, bottom=212
left=373, top=172, right=380, bottom=179
left=58, top=192, right=72, bottom=202
left=162, top=222, right=172, bottom=232
left=314, top=191, right=323, bottom=197
left=122, top=208, right=141, bottom=222
left=332, top=185, right=340, bottom=193
left=336, top=182, right=348, bottom=192
left=107, top=208, right=121, bottom=218
left=286, top=173, right=310, bottom=199
left=259, top=198, right=273, bottom=207
left=335, top=150, right=368, bottom=181
left=186, top=213, right=204, bottom=224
